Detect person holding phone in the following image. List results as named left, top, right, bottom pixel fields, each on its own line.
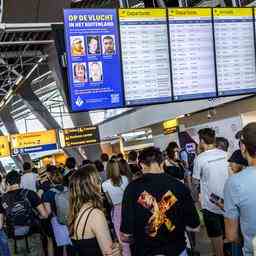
left=193, top=128, right=229, bottom=256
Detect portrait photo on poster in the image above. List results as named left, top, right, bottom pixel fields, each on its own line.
left=89, top=61, right=103, bottom=82
left=102, top=35, right=116, bottom=55
left=87, top=35, right=101, bottom=55
left=72, top=63, right=88, bottom=83
left=70, top=36, right=86, bottom=56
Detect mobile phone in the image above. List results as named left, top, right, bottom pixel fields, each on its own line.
left=210, top=193, right=224, bottom=205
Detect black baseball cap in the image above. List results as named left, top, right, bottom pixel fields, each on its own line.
left=228, top=150, right=248, bottom=166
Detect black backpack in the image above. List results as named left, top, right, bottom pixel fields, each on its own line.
left=2, top=189, right=37, bottom=237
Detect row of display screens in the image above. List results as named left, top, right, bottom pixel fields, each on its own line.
left=64, top=8, right=256, bottom=112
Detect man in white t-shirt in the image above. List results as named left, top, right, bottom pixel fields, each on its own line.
left=21, top=162, right=38, bottom=192
left=193, top=128, right=229, bottom=256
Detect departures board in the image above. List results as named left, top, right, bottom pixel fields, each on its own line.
left=64, top=8, right=256, bottom=112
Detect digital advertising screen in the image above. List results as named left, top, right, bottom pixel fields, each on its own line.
left=119, top=9, right=172, bottom=106
left=64, top=9, right=124, bottom=112
left=168, top=8, right=217, bottom=101
left=214, top=8, right=256, bottom=96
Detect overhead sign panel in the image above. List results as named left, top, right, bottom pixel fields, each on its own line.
left=163, top=118, right=178, bottom=134
left=119, top=9, right=172, bottom=106
left=63, top=126, right=100, bottom=147
left=169, top=8, right=217, bottom=101
left=214, top=8, right=256, bottom=96
left=10, top=130, right=58, bottom=154
left=0, top=136, right=10, bottom=158
left=64, top=9, right=124, bottom=112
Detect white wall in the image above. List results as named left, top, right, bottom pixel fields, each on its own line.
left=99, top=96, right=247, bottom=139
left=184, top=116, right=242, bottom=154
left=241, top=111, right=256, bottom=126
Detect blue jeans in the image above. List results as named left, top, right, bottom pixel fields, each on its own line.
left=0, top=230, right=11, bottom=256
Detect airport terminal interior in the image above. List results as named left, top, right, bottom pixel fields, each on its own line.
left=0, top=0, right=256, bottom=255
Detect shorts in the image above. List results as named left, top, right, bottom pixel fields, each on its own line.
left=202, top=209, right=224, bottom=238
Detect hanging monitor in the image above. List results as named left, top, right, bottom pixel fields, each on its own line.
left=119, top=9, right=172, bottom=107
left=169, top=8, right=217, bottom=101
left=214, top=8, right=256, bottom=96
left=64, top=9, right=124, bottom=112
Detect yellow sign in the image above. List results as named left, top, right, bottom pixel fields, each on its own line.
left=169, top=8, right=211, bottom=17
left=0, top=136, right=10, bottom=157
left=119, top=8, right=166, bottom=19
left=163, top=119, right=178, bottom=134
left=213, top=8, right=252, bottom=17
left=10, top=130, right=57, bottom=149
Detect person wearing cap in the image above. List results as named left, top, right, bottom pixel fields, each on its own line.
left=71, top=38, right=85, bottom=56
left=224, top=122, right=256, bottom=256
left=228, top=149, right=248, bottom=175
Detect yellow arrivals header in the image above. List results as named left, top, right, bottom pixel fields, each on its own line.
left=0, top=136, right=10, bottom=158
left=169, top=8, right=212, bottom=17
left=213, top=8, right=253, bottom=17
left=10, top=130, right=57, bottom=149
left=119, top=8, right=166, bottom=19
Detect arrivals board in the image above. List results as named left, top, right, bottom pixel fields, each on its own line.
left=119, top=9, right=172, bottom=106
left=169, top=8, right=217, bottom=101
left=10, top=130, right=58, bottom=155
left=0, top=136, right=10, bottom=158
left=214, top=8, right=256, bottom=96
left=64, top=9, right=124, bottom=112
left=62, top=126, right=99, bottom=147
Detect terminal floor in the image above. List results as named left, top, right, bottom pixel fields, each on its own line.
left=195, top=226, right=213, bottom=256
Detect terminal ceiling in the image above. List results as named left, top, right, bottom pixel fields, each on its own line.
left=0, top=0, right=252, bottom=131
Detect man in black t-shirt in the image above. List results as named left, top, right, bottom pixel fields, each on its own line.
left=0, top=171, right=48, bottom=255
left=120, top=147, right=200, bottom=256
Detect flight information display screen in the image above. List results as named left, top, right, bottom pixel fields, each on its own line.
left=214, top=8, right=256, bottom=96
left=119, top=9, right=172, bottom=106
left=64, top=9, right=124, bottom=112
left=169, top=8, right=217, bottom=101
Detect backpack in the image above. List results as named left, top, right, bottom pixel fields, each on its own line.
left=51, top=187, right=69, bottom=225
left=2, top=189, right=36, bottom=237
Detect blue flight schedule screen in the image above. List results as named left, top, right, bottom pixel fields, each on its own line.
left=64, top=9, right=124, bottom=112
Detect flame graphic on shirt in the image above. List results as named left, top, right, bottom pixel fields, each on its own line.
left=137, top=191, right=177, bottom=237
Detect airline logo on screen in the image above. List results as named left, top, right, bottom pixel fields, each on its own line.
left=76, top=96, right=84, bottom=107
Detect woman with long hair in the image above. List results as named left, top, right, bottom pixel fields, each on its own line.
left=102, top=160, right=130, bottom=256
left=69, top=165, right=121, bottom=256
left=118, top=159, right=133, bottom=182
left=164, top=142, right=185, bottom=181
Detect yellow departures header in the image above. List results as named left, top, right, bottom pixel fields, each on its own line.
left=213, top=8, right=253, bottom=17
left=119, top=9, right=166, bottom=18
left=169, top=8, right=212, bottom=17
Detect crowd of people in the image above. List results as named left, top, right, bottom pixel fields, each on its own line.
left=0, top=122, right=255, bottom=256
